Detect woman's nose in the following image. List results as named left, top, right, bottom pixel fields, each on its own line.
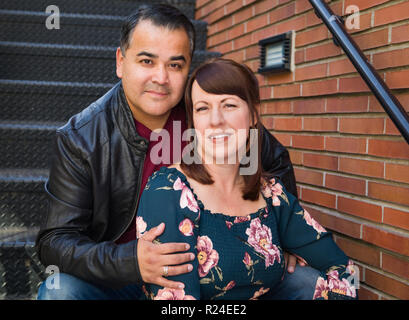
left=210, top=107, right=224, bottom=126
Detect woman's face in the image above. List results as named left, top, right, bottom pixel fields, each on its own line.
left=191, top=80, right=252, bottom=165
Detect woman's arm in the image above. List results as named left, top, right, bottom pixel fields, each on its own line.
left=265, top=178, right=358, bottom=300
left=136, top=171, right=200, bottom=300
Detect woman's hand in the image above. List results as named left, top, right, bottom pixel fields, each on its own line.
left=137, top=223, right=195, bottom=289
left=283, top=251, right=308, bottom=273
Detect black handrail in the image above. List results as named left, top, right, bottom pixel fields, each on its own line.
left=309, top=0, right=409, bottom=145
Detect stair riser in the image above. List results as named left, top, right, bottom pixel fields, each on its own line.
left=1, top=0, right=196, bottom=20
left=1, top=48, right=218, bottom=83
left=0, top=16, right=208, bottom=51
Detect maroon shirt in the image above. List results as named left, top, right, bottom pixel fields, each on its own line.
left=116, top=105, right=187, bottom=244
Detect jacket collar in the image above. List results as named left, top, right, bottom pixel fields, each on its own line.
left=113, top=81, right=149, bottom=152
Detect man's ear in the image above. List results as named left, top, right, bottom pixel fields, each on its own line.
left=116, top=47, right=124, bottom=79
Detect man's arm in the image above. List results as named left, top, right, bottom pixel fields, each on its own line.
left=36, top=130, right=141, bottom=289
left=260, top=125, right=298, bottom=198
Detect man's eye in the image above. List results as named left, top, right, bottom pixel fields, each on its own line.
left=141, top=59, right=153, bottom=65
left=170, top=63, right=182, bottom=70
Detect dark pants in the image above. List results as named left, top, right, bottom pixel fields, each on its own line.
left=37, top=266, right=320, bottom=300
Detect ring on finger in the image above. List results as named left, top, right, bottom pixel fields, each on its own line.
left=162, top=265, right=169, bottom=277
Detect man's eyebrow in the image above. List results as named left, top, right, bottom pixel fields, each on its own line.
left=136, top=51, right=158, bottom=58
left=170, top=55, right=187, bottom=62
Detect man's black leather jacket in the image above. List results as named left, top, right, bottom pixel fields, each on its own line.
left=36, top=82, right=297, bottom=289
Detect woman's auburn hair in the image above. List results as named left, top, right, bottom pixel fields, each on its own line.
left=180, top=58, right=265, bottom=201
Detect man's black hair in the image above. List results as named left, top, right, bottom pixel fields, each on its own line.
left=120, top=4, right=196, bottom=57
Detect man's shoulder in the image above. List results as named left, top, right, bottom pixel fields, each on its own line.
left=58, top=83, right=120, bottom=137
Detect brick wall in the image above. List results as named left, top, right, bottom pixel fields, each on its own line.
left=196, top=0, right=409, bottom=299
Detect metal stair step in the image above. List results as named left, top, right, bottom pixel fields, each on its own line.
left=0, top=229, right=45, bottom=300
left=1, top=0, right=196, bottom=20
left=0, top=169, right=48, bottom=229
left=0, top=122, right=59, bottom=170
left=0, top=10, right=208, bottom=51
left=0, top=80, right=113, bottom=122
left=0, top=42, right=220, bottom=84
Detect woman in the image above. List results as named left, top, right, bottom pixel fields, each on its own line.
left=136, top=58, right=357, bottom=300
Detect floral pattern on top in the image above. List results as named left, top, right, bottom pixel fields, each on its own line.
left=137, top=167, right=358, bottom=300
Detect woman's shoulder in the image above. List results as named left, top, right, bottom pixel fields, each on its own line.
left=145, top=166, right=190, bottom=193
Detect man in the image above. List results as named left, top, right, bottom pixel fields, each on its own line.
left=36, top=4, right=318, bottom=300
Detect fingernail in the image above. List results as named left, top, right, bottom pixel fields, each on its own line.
left=288, top=267, right=294, bottom=273
left=185, top=244, right=190, bottom=250
left=187, top=264, right=193, bottom=272
left=190, top=253, right=195, bottom=260
left=178, top=283, right=185, bottom=289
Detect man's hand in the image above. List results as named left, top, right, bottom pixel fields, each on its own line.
left=137, top=223, right=195, bottom=289
left=284, top=252, right=307, bottom=273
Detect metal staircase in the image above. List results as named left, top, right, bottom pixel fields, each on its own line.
left=0, top=0, right=219, bottom=299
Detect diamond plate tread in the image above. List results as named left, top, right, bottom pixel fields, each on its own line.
left=0, top=11, right=208, bottom=51
left=0, top=43, right=220, bottom=84
left=1, top=0, right=196, bottom=20
left=0, top=230, right=46, bottom=300
left=0, top=170, right=48, bottom=229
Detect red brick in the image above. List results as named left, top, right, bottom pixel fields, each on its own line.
left=301, top=188, right=336, bottom=209
left=302, top=204, right=361, bottom=238
left=246, top=13, right=269, bottom=33
left=385, top=163, right=409, bottom=184
left=234, top=33, right=252, bottom=50
left=232, top=6, right=254, bottom=24
left=227, top=23, right=245, bottom=40
left=305, top=42, right=342, bottom=62
left=339, top=157, right=384, bottom=179
left=372, top=48, right=409, bottom=70
left=269, top=2, right=296, bottom=24
left=295, top=0, right=312, bottom=14
left=259, top=86, right=273, bottom=100
left=358, top=286, right=380, bottom=300
left=295, top=25, right=328, bottom=47
left=288, top=149, right=303, bottom=166
left=337, top=196, right=382, bottom=223
left=295, top=49, right=305, bottom=65
left=273, top=84, right=301, bottom=99
left=261, top=100, right=292, bottom=115
left=292, top=135, right=325, bottom=151
left=339, top=117, right=385, bottom=135
left=273, top=133, right=292, bottom=147
left=276, top=16, right=306, bottom=34
left=273, top=117, right=302, bottom=131
left=294, top=167, right=323, bottom=186
left=336, top=236, right=380, bottom=267
left=293, top=98, right=325, bottom=114
left=385, top=69, right=409, bottom=90
left=374, top=1, right=409, bottom=26
left=368, top=181, right=409, bottom=207
left=265, top=72, right=293, bottom=86
left=353, top=28, right=389, bottom=50
left=391, top=24, right=409, bottom=44
left=325, top=136, right=367, bottom=155
left=328, top=58, right=356, bottom=76
left=365, top=268, right=409, bottom=299
left=344, top=0, right=389, bottom=11
left=303, top=153, right=338, bottom=171
left=303, top=118, right=338, bottom=132
left=383, top=207, right=409, bottom=232
left=339, top=77, right=370, bottom=93
left=326, top=96, right=368, bottom=113
left=325, top=174, right=366, bottom=196
left=295, top=63, right=327, bottom=82
left=302, top=79, right=338, bottom=96
left=368, top=139, right=409, bottom=160
left=363, top=225, right=409, bottom=256
left=382, top=252, right=409, bottom=280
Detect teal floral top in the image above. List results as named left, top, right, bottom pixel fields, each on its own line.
left=137, top=167, right=357, bottom=300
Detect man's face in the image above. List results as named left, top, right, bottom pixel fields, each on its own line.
left=116, top=20, right=191, bottom=130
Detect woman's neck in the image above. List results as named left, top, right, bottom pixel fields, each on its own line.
left=203, top=163, right=243, bottom=194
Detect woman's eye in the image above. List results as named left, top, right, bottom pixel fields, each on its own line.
left=225, top=104, right=237, bottom=108
left=196, top=106, right=208, bottom=112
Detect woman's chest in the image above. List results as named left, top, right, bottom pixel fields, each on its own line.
left=196, top=213, right=285, bottom=299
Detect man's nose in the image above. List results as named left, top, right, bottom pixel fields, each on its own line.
left=152, top=65, right=169, bottom=85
